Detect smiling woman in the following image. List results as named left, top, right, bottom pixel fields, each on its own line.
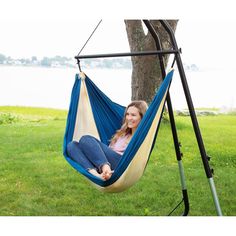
left=110, top=101, right=148, bottom=145
left=67, top=100, right=148, bottom=180
left=126, top=102, right=146, bottom=132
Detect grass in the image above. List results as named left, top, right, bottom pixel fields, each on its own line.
left=0, top=106, right=235, bottom=216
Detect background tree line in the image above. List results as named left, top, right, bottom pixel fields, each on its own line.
left=0, top=53, right=131, bottom=69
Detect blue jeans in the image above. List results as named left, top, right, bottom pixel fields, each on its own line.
left=67, top=135, right=122, bottom=172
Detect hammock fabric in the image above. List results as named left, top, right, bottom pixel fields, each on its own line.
left=63, top=70, right=174, bottom=192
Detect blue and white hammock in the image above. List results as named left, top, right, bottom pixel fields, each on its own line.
left=63, top=70, right=174, bottom=192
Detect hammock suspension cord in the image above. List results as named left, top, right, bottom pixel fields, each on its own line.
left=76, top=19, right=102, bottom=71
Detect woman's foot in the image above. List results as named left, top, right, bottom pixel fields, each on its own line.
left=88, top=169, right=105, bottom=180
left=101, top=164, right=114, bottom=180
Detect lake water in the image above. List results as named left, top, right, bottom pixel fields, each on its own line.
left=0, top=66, right=235, bottom=111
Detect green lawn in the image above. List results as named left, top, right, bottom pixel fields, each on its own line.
left=0, top=106, right=235, bottom=216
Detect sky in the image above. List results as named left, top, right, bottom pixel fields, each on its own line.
left=0, top=0, right=236, bottom=71
left=1, top=17, right=236, bottom=72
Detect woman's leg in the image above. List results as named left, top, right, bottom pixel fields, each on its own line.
left=98, top=142, right=122, bottom=180
left=67, top=141, right=94, bottom=169
left=97, top=141, right=122, bottom=170
left=78, top=135, right=120, bottom=170
left=78, top=135, right=121, bottom=179
left=67, top=141, right=104, bottom=179
left=67, top=136, right=122, bottom=180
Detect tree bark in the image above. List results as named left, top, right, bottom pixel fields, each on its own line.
left=125, top=20, right=178, bottom=103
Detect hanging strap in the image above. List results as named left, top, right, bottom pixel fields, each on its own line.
left=76, top=19, right=102, bottom=71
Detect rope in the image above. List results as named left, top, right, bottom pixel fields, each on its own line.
left=76, top=19, right=102, bottom=72
left=171, top=56, right=176, bottom=68
left=76, top=19, right=102, bottom=57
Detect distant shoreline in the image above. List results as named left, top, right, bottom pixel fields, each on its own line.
left=0, top=64, right=132, bottom=70
left=0, top=64, right=77, bottom=69
left=0, top=53, right=132, bottom=69
left=0, top=53, right=200, bottom=71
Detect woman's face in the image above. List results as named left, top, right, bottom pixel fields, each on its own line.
left=126, top=106, right=142, bottom=131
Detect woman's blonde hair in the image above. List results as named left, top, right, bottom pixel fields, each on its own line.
left=110, top=100, right=148, bottom=144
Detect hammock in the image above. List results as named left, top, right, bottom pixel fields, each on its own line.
left=63, top=69, right=174, bottom=192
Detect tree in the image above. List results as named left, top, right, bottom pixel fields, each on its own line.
left=125, top=20, right=178, bottom=103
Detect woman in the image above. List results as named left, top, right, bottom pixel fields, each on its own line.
left=67, top=100, right=148, bottom=180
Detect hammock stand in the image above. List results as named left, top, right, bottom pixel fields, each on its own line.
left=71, top=20, right=222, bottom=216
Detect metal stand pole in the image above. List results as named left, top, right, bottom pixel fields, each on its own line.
left=159, top=20, right=223, bottom=216
left=143, top=20, right=189, bottom=216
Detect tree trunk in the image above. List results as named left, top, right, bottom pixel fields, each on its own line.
left=124, top=20, right=178, bottom=104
